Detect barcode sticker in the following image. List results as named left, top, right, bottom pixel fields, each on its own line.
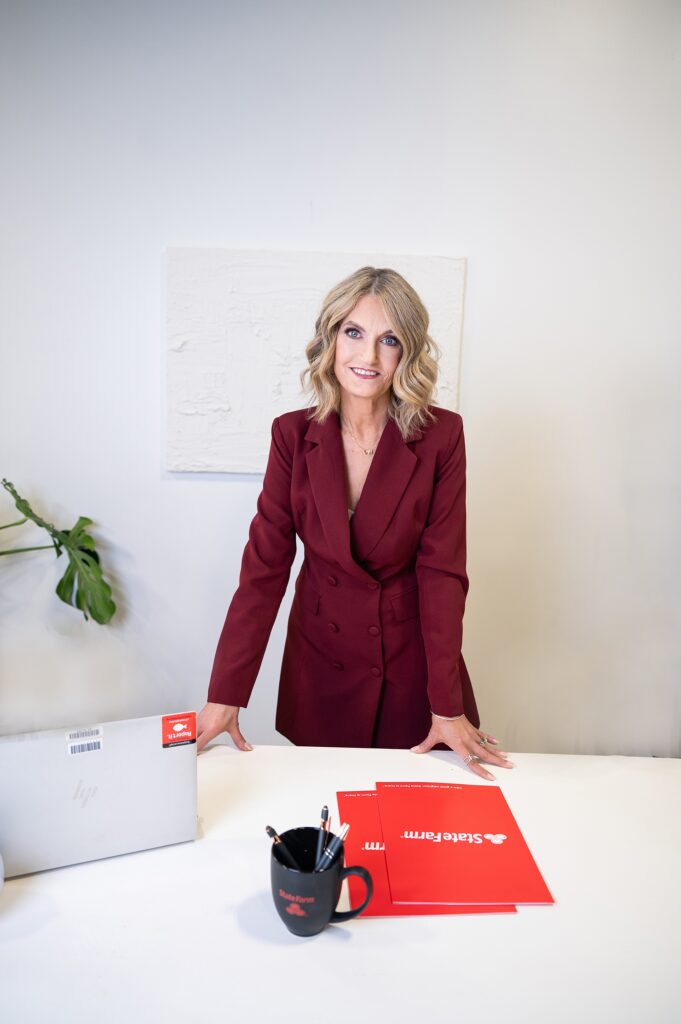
left=66, top=726, right=103, bottom=754
left=67, top=727, right=103, bottom=742
left=69, top=739, right=103, bottom=755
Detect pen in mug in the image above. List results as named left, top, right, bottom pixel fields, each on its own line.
left=315, top=822, right=350, bottom=871
left=265, top=825, right=302, bottom=871
left=315, top=805, right=329, bottom=866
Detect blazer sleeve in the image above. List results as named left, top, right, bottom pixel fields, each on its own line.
left=207, top=416, right=297, bottom=707
left=415, top=414, right=470, bottom=718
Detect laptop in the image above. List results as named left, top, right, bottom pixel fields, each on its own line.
left=0, top=711, right=197, bottom=879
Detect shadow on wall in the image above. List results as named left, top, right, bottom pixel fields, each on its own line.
left=467, top=398, right=636, bottom=756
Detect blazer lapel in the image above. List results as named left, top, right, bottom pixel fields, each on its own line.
left=304, top=411, right=418, bottom=575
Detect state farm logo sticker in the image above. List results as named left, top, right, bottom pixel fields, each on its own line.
left=162, top=712, right=197, bottom=748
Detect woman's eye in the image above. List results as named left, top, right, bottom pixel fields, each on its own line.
left=344, top=327, right=400, bottom=346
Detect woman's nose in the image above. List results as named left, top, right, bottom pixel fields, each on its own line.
left=360, top=338, right=379, bottom=363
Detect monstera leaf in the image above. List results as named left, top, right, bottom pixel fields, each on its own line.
left=1, top=479, right=116, bottom=624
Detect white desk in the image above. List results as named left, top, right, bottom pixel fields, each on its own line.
left=1, top=745, right=680, bottom=1023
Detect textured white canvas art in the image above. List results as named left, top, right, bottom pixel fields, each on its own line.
left=164, top=248, right=466, bottom=473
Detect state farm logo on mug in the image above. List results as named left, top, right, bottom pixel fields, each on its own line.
left=286, top=904, right=307, bottom=917
left=278, top=887, right=316, bottom=918
left=401, top=831, right=508, bottom=845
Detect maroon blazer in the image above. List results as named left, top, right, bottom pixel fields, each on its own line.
left=207, top=405, right=479, bottom=748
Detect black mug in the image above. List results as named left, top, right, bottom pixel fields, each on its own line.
left=270, top=826, right=373, bottom=937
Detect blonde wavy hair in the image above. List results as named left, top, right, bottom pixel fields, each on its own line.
left=300, top=266, right=441, bottom=441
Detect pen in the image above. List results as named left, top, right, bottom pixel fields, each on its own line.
left=314, top=822, right=349, bottom=871
left=315, top=805, right=329, bottom=866
left=266, top=825, right=301, bottom=870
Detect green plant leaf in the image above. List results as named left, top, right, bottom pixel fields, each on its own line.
left=55, top=560, right=77, bottom=604
left=2, top=479, right=117, bottom=624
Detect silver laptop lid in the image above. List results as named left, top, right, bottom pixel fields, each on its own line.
left=0, top=712, right=197, bottom=878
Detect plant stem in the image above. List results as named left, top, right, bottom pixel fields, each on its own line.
left=0, top=545, right=55, bottom=556
left=0, top=518, right=28, bottom=529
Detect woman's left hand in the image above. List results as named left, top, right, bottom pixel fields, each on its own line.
left=411, top=715, right=515, bottom=781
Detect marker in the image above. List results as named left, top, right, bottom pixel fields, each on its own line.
left=315, top=805, right=329, bottom=866
left=266, top=825, right=301, bottom=870
left=314, top=822, right=349, bottom=871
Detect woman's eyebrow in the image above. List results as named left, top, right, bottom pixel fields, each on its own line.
left=344, top=319, right=398, bottom=337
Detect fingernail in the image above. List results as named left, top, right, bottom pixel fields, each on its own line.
left=245, top=744, right=254, bottom=751
left=505, top=760, right=516, bottom=767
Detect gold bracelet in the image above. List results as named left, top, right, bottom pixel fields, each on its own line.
left=431, top=711, right=465, bottom=721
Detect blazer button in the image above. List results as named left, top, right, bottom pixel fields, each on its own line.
left=371, top=666, right=382, bottom=677
left=327, top=575, right=338, bottom=586
left=328, top=621, right=339, bottom=632
left=368, top=625, right=380, bottom=637
left=332, top=661, right=344, bottom=670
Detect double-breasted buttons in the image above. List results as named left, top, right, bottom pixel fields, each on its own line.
left=315, top=573, right=382, bottom=677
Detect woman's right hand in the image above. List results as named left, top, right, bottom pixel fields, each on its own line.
left=196, top=702, right=253, bottom=753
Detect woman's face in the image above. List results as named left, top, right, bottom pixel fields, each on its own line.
left=334, top=294, right=402, bottom=405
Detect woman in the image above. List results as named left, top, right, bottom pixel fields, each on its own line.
left=197, top=266, right=513, bottom=782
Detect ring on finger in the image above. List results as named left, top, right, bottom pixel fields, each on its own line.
left=478, top=735, right=488, bottom=746
left=464, top=753, right=476, bottom=766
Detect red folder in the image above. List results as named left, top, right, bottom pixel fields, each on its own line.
left=375, top=782, right=554, bottom=905
left=337, top=790, right=517, bottom=916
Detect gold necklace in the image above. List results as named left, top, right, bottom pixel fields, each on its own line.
left=341, top=416, right=386, bottom=456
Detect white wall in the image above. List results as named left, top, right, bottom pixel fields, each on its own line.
left=1, top=0, right=679, bottom=755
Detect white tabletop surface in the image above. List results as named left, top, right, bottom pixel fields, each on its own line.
left=1, top=744, right=680, bottom=1023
